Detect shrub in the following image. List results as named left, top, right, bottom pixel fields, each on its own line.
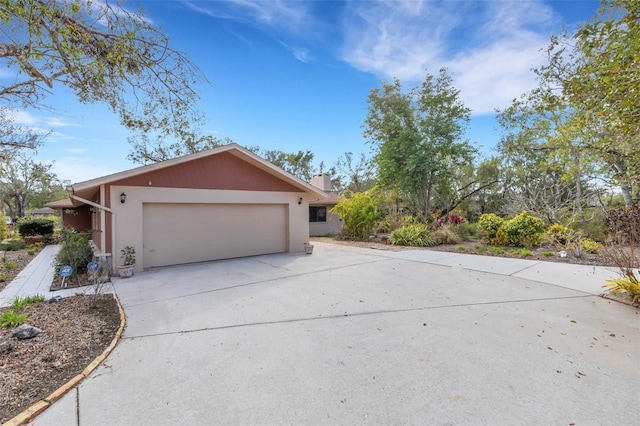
left=331, top=189, right=383, bottom=240
left=0, top=310, right=28, bottom=328
left=377, top=212, right=412, bottom=233
left=56, top=230, right=94, bottom=278
left=581, top=239, right=602, bottom=254
left=478, top=213, right=505, bottom=241
left=0, top=211, right=7, bottom=241
left=453, top=222, right=479, bottom=241
left=17, top=218, right=55, bottom=237
left=501, top=211, right=545, bottom=247
left=11, top=295, right=45, bottom=310
left=390, top=224, right=436, bottom=247
left=490, top=246, right=505, bottom=255
left=448, top=214, right=466, bottom=226
left=433, top=225, right=462, bottom=245
left=490, top=229, right=508, bottom=246
left=0, top=240, right=27, bottom=251
left=546, top=223, right=572, bottom=245
left=603, top=277, right=640, bottom=304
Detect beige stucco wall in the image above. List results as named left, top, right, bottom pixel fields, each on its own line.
left=309, top=209, right=342, bottom=237
left=109, top=185, right=309, bottom=272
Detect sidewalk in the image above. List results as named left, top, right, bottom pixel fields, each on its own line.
left=0, top=245, right=113, bottom=308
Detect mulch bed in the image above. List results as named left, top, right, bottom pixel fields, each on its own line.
left=0, top=295, right=121, bottom=423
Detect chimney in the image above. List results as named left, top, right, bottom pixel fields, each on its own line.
left=311, top=173, right=332, bottom=191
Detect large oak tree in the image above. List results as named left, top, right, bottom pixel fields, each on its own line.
left=0, top=0, right=212, bottom=160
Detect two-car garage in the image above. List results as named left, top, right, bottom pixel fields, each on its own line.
left=142, top=203, right=288, bottom=268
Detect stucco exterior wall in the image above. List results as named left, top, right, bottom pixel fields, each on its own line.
left=109, top=185, right=309, bottom=272
left=309, top=209, right=342, bottom=236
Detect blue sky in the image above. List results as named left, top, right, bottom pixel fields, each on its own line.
left=10, top=0, right=601, bottom=184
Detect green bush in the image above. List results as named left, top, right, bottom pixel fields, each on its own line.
left=546, top=223, right=572, bottom=244
left=331, top=189, right=383, bottom=240
left=501, top=211, right=545, bottom=247
left=478, top=213, right=505, bottom=241
left=17, top=218, right=54, bottom=237
left=452, top=222, right=479, bottom=241
left=56, top=231, right=94, bottom=277
left=390, top=224, right=436, bottom=247
left=433, top=225, right=462, bottom=245
left=0, top=240, right=27, bottom=251
left=0, top=310, right=28, bottom=328
left=580, top=238, right=602, bottom=254
left=0, top=211, right=7, bottom=241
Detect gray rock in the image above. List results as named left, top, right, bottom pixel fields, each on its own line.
left=12, top=324, right=43, bottom=340
left=0, top=339, right=14, bottom=354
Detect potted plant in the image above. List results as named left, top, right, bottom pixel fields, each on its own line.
left=116, top=246, right=136, bottom=278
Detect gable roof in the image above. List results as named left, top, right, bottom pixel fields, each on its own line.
left=68, top=144, right=328, bottom=202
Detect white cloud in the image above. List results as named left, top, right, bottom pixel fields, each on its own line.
left=340, top=0, right=558, bottom=114
left=5, top=109, right=39, bottom=125
left=65, top=148, right=88, bottom=154
left=279, top=41, right=313, bottom=63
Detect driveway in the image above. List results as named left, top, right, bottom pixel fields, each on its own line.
left=33, top=242, right=639, bottom=425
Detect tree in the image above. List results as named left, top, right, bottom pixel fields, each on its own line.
left=523, top=0, right=640, bottom=206
left=0, top=0, right=208, bottom=155
left=0, top=150, right=62, bottom=218
left=260, top=149, right=315, bottom=181
left=0, top=108, right=49, bottom=154
left=333, top=152, right=375, bottom=193
left=363, top=68, right=476, bottom=217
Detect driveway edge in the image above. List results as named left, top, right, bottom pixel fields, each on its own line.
left=4, top=293, right=126, bottom=426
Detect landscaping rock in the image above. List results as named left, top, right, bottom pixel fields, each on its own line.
left=11, top=324, right=42, bottom=340
left=0, top=339, right=14, bottom=354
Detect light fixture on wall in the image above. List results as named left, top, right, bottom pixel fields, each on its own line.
left=120, top=192, right=126, bottom=204
left=298, top=197, right=303, bottom=205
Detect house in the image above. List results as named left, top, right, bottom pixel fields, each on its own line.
left=46, top=144, right=327, bottom=273
left=25, top=207, right=57, bottom=217
left=308, top=173, right=341, bottom=237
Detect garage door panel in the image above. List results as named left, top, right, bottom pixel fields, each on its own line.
left=143, top=203, right=287, bottom=268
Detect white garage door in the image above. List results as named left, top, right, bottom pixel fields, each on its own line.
left=143, top=203, right=288, bottom=268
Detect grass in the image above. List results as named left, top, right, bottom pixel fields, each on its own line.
left=0, top=310, right=28, bottom=328
left=11, top=295, right=45, bottom=311
left=542, top=251, right=554, bottom=257
left=509, top=248, right=531, bottom=257
left=490, top=246, right=506, bottom=255
left=3, top=262, right=18, bottom=270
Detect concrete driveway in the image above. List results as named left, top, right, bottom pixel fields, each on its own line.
left=33, top=242, right=639, bottom=425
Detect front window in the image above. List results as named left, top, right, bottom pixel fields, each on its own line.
left=309, top=206, right=327, bottom=223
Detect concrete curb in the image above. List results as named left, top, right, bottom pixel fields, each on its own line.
left=3, top=294, right=126, bottom=426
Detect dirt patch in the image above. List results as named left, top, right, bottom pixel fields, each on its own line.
left=0, top=294, right=121, bottom=423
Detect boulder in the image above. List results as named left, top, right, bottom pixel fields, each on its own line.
left=0, top=339, right=14, bottom=354
left=12, top=324, right=43, bottom=340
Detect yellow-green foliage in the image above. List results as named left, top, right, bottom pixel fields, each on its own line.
left=331, top=189, right=383, bottom=240
left=490, top=229, right=508, bottom=246
left=501, top=211, right=545, bottom=247
left=0, top=212, right=7, bottom=241
left=581, top=239, right=601, bottom=254
left=603, top=276, right=640, bottom=304
left=546, top=223, right=572, bottom=244
left=478, top=213, right=505, bottom=240
left=390, top=224, right=436, bottom=247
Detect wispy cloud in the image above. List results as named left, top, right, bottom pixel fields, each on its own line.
left=340, top=0, right=559, bottom=114
left=279, top=41, right=312, bottom=63
left=182, top=0, right=310, bottom=33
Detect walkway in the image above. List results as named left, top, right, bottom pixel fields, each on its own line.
left=0, top=245, right=113, bottom=307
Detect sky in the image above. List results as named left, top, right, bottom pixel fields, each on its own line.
left=7, top=0, right=602, bottom=184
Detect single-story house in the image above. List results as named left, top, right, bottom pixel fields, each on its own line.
left=308, top=173, right=341, bottom=237
left=47, top=144, right=327, bottom=273
left=25, top=207, right=57, bottom=217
